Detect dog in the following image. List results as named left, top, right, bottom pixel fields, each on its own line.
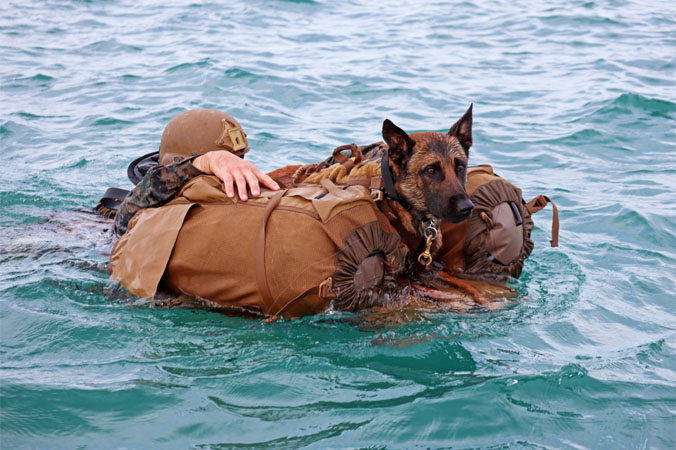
left=268, top=105, right=513, bottom=310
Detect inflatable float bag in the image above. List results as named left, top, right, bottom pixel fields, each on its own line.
left=266, top=143, right=559, bottom=283
left=435, top=165, right=558, bottom=281
left=110, top=176, right=409, bottom=319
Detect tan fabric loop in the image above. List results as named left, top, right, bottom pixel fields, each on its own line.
left=255, top=190, right=286, bottom=310
left=331, top=144, right=351, bottom=164
left=549, top=198, right=559, bottom=247
left=526, top=195, right=559, bottom=247
left=320, top=178, right=340, bottom=194
left=351, top=145, right=364, bottom=166
left=345, top=175, right=371, bottom=188
left=332, top=143, right=363, bottom=172
left=526, top=195, right=548, bottom=215
left=479, top=211, right=494, bottom=229
left=342, top=159, right=355, bottom=173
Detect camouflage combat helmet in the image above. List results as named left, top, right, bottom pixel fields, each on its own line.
left=158, top=109, right=249, bottom=166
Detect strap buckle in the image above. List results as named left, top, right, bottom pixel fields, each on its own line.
left=319, top=277, right=335, bottom=299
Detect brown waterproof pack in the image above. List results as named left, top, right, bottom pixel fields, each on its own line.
left=292, top=147, right=559, bottom=281
left=110, top=175, right=409, bottom=319
left=436, top=165, right=535, bottom=280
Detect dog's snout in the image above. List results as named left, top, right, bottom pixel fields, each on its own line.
left=440, top=195, right=474, bottom=223
left=457, top=197, right=474, bottom=217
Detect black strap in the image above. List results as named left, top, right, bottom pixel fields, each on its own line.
left=98, top=187, right=130, bottom=211
left=127, top=150, right=160, bottom=185
left=380, top=149, right=403, bottom=202
left=508, top=201, right=523, bottom=226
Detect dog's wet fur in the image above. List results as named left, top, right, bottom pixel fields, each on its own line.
left=382, top=104, right=474, bottom=250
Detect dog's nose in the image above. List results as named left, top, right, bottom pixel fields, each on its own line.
left=458, top=197, right=474, bottom=217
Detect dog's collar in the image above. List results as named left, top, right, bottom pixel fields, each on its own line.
left=380, top=149, right=404, bottom=203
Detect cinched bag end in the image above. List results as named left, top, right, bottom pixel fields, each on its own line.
left=331, top=221, right=409, bottom=311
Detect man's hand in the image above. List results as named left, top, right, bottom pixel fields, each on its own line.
left=193, top=151, right=280, bottom=201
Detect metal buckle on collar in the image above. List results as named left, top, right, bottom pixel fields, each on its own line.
left=417, top=221, right=439, bottom=267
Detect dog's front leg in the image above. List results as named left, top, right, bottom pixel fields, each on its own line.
left=424, top=270, right=485, bottom=301
left=409, top=283, right=475, bottom=311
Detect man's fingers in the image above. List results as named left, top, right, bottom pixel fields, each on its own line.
left=233, top=171, right=248, bottom=201
left=253, top=167, right=280, bottom=191
left=218, top=170, right=235, bottom=198
left=209, top=155, right=277, bottom=199
left=243, top=168, right=261, bottom=196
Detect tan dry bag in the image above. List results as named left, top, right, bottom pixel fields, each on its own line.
left=293, top=145, right=559, bottom=282
left=435, top=164, right=558, bottom=281
left=109, top=175, right=409, bottom=319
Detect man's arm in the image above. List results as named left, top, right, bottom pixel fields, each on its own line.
left=114, top=150, right=280, bottom=236
left=114, top=156, right=203, bottom=235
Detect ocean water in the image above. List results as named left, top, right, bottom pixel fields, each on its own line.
left=1, top=0, right=675, bottom=448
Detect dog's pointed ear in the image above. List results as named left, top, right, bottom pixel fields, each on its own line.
left=449, top=103, right=473, bottom=153
left=383, top=119, right=415, bottom=167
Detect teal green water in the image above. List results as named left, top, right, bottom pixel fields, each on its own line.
left=1, top=1, right=675, bottom=448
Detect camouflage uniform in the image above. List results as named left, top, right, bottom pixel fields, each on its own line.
left=114, top=156, right=204, bottom=235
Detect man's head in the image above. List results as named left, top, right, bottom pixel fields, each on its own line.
left=159, top=109, right=249, bottom=166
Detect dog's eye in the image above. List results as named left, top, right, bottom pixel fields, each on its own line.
left=426, top=167, right=436, bottom=175
left=456, top=162, right=466, bottom=173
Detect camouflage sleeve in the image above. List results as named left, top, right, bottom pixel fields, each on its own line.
left=114, top=156, right=204, bottom=235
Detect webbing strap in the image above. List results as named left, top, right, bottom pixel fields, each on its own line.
left=255, top=188, right=336, bottom=323
left=255, top=190, right=286, bottom=311
left=97, top=187, right=130, bottom=211
left=263, top=277, right=334, bottom=323
left=380, top=150, right=403, bottom=202
left=526, top=195, right=560, bottom=247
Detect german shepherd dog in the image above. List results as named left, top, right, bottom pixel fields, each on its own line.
left=379, top=104, right=474, bottom=253
left=270, top=105, right=510, bottom=309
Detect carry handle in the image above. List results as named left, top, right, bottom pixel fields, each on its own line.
left=526, top=195, right=559, bottom=247
left=331, top=143, right=364, bottom=173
